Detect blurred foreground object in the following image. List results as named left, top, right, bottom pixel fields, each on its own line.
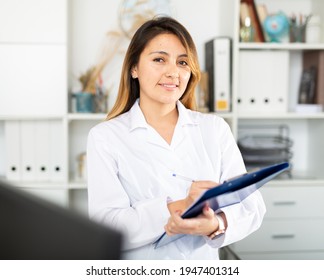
left=0, top=180, right=123, bottom=260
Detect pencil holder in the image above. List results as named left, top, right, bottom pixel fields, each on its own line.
left=290, top=24, right=306, bottom=42
left=74, top=92, right=94, bottom=113
left=93, top=92, right=108, bottom=113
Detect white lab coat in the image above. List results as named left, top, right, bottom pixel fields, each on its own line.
left=87, top=99, right=266, bottom=259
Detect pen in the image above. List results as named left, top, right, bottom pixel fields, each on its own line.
left=172, top=173, right=195, bottom=182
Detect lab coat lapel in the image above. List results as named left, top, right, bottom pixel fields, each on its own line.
left=129, top=100, right=170, bottom=149
left=145, top=123, right=186, bottom=150
left=129, top=99, right=196, bottom=150
left=146, top=126, right=171, bottom=150
left=171, top=101, right=197, bottom=149
left=170, top=123, right=186, bottom=149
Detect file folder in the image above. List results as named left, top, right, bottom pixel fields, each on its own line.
left=49, top=120, right=65, bottom=182
left=154, top=162, right=290, bottom=248
left=205, top=37, right=232, bottom=112
left=35, top=120, right=51, bottom=181
left=21, top=121, right=36, bottom=181
left=4, top=121, right=21, bottom=181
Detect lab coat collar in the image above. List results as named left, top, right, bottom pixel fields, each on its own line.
left=129, top=98, right=198, bottom=132
left=176, top=100, right=198, bottom=127
left=129, top=99, right=199, bottom=149
left=129, top=99, right=149, bottom=131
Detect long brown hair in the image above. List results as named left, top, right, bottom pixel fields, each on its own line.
left=107, top=16, right=201, bottom=120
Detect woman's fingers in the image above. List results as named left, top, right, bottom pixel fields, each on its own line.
left=165, top=211, right=198, bottom=236
left=165, top=206, right=217, bottom=236
left=165, top=210, right=183, bottom=236
left=202, top=204, right=214, bottom=218
left=186, top=180, right=219, bottom=207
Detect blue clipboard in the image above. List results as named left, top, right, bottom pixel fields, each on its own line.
left=153, top=161, right=290, bottom=249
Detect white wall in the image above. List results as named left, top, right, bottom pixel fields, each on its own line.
left=68, top=0, right=234, bottom=110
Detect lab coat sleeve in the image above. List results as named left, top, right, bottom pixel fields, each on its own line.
left=204, top=118, right=266, bottom=248
left=87, top=128, right=170, bottom=250
left=204, top=191, right=266, bottom=248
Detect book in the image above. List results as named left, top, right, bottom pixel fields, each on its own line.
left=295, top=104, right=323, bottom=114
left=302, top=50, right=324, bottom=108
left=240, top=0, right=265, bottom=42
left=154, top=162, right=290, bottom=248
left=256, top=4, right=269, bottom=41
left=298, top=67, right=317, bottom=104
left=196, top=71, right=209, bottom=112
left=239, top=3, right=250, bottom=26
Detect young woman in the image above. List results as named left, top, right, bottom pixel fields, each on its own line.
left=87, top=16, right=266, bottom=259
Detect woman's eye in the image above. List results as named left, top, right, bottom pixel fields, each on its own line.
left=153, top=58, right=164, bottom=63
left=179, top=60, right=188, bottom=66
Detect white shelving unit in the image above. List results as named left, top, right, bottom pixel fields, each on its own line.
left=1, top=0, right=324, bottom=258
left=0, top=0, right=88, bottom=214
left=229, top=0, right=324, bottom=259
left=0, top=0, right=70, bottom=208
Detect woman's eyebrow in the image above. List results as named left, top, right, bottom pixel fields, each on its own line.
left=149, top=50, right=167, bottom=55
left=149, top=51, right=188, bottom=58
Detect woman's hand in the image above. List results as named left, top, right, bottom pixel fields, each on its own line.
left=164, top=205, right=218, bottom=236
left=167, top=180, right=218, bottom=214
left=165, top=180, right=221, bottom=236
left=185, top=180, right=218, bottom=208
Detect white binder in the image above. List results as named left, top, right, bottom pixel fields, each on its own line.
left=49, top=120, right=65, bottom=182
left=21, top=121, right=36, bottom=182
left=214, top=38, right=231, bottom=112
left=4, top=121, right=21, bottom=181
left=35, top=120, right=51, bottom=181
left=238, top=50, right=289, bottom=114
left=205, top=37, right=231, bottom=112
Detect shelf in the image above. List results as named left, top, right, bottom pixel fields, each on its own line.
left=6, top=180, right=69, bottom=190
left=67, top=113, right=106, bottom=121
left=0, top=115, right=64, bottom=121
left=67, top=112, right=237, bottom=121
left=238, top=42, right=324, bottom=51
left=237, top=112, right=324, bottom=119
left=267, top=177, right=324, bottom=187
left=68, top=178, right=324, bottom=189
left=211, top=112, right=235, bottom=119
left=3, top=179, right=88, bottom=190
left=68, top=180, right=87, bottom=189
left=7, top=178, right=324, bottom=190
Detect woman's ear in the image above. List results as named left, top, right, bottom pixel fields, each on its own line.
left=131, top=67, right=138, bottom=79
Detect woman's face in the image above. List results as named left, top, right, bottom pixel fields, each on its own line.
left=132, top=33, right=191, bottom=106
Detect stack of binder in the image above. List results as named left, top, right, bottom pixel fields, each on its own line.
left=237, top=50, right=289, bottom=114
left=4, top=120, right=65, bottom=182
left=238, top=125, right=293, bottom=176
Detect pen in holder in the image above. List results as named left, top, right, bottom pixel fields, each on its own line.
left=290, top=23, right=306, bottom=42
left=93, top=84, right=109, bottom=113
left=290, top=14, right=312, bottom=43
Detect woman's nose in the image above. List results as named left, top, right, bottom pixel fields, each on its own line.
left=165, top=64, right=179, bottom=78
